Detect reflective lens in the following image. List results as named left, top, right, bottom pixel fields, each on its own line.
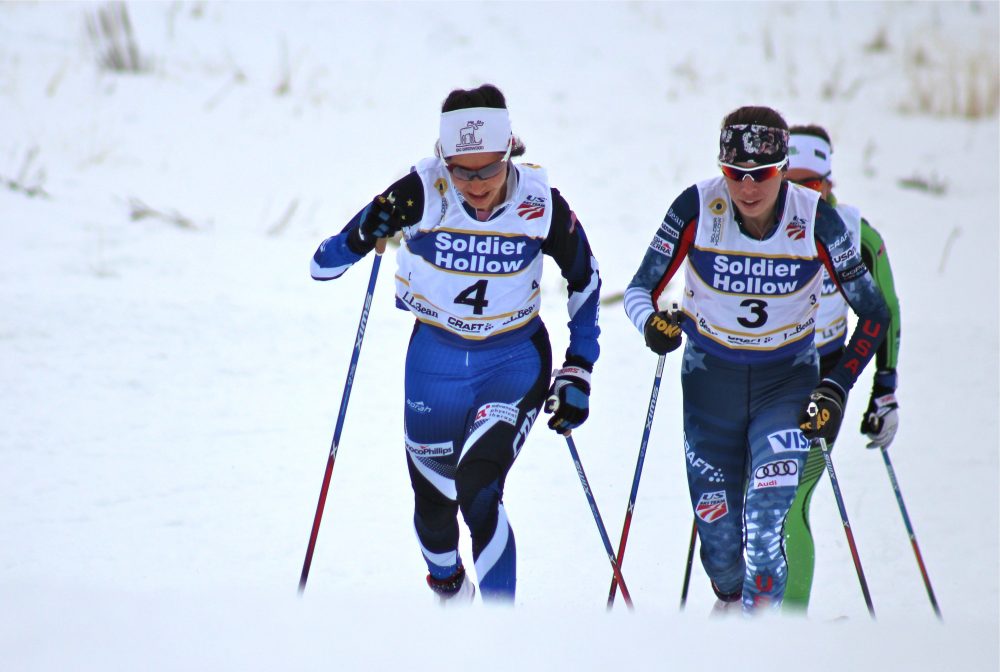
left=719, top=159, right=788, bottom=183
left=446, top=142, right=513, bottom=181
left=790, top=172, right=831, bottom=192
left=447, top=159, right=507, bottom=181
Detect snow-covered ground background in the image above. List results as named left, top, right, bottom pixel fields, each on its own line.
left=2, top=1, right=997, bottom=669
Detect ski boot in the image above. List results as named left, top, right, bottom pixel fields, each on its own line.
left=710, top=580, right=742, bottom=617
left=427, top=565, right=476, bottom=605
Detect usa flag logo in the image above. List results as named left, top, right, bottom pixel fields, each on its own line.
left=517, top=197, right=545, bottom=220
left=695, top=490, right=729, bottom=523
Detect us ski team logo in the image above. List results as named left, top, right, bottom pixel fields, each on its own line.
left=786, top=216, right=807, bottom=240
left=516, top=196, right=546, bottom=220
left=695, top=490, right=729, bottom=522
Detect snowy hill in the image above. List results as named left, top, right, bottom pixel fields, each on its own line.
left=1, top=2, right=997, bottom=670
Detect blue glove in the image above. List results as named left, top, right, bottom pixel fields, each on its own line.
left=347, top=193, right=405, bottom=254
left=544, top=363, right=591, bottom=436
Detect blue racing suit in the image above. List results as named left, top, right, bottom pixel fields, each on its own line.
left=625, top=179, right=889, bottom=611
left=312, top=161, right=601, bottom=600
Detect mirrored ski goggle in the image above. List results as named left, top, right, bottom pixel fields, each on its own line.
left=445, top=141, right=513, bottom=181
left=718, top=158, right=788, bottom=183
left=789, top=172, right=831, bottom=192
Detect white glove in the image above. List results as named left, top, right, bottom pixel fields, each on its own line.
left=861, top=393, right=899, bottom=449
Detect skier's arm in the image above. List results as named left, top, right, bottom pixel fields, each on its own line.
left=310, top=171, right=424, bottom=280
left=814, top=200, right=890, bottom=397
left=855, top=219, right=902, bottom=445
left=542, top=188, right=601, bottom=368
left=624, top=185, right=698, bottom=332
left=859, top=219, right=900, bottom=376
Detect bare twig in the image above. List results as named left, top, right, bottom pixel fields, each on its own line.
left=938, top=226, right=962, bottom=274
left=267, top=199, right=300, bottom=236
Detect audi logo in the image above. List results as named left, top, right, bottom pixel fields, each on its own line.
left=754, top=461, right=798, bottom=478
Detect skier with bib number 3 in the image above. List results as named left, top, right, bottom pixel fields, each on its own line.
left=311, top=84, right=602, bottom=604
left=623, top=106, right=889, bottom=614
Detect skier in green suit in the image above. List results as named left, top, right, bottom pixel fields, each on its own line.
left=782, top=124, right=903, bottom=611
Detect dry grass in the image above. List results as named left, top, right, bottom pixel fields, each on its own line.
left=86, top=3, right=149, bottom=73
left=863, top=27, right=891, bottom=54
left=897, top=173, right=948, bottom=196
left=900, top=37, right=998, bottom=119
left=600, top=291, right=625, bottom=306
left=128, top=197, right=197, bottom=230
left=2, top=146, right=50, bottom=199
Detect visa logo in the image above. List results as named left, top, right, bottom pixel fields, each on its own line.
left=767, top=430, right=811, bottom=453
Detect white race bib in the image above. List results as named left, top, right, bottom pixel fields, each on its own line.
left=395, top=160, right=552, bottom=340
left=681, top=178, right=824, bottom=359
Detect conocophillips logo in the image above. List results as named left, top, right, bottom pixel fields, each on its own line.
left=405, top=436, right=453, bottom=457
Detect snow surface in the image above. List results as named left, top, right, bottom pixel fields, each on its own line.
left=1, top=1, right=998, bottom=670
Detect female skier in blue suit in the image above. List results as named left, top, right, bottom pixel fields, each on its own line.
left=311, top=84, right=601, bottom=603
left=624, top=106, right=889, bottom=613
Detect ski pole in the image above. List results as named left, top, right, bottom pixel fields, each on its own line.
left=298, top=246, right=384, bottom=594
left=679, top=517, right=698, bottom=609
left=564, top=434, right=634, bottom=609
left=815, top=435, right=876, bottom=618
left=607, top=355, right=665, bottom=608
left=879, top=446, right=942, bottom=619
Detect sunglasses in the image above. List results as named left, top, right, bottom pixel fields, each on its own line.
left=445, top=142, right=512, bottom=181
left=718, top=158, right=788, bottom=183
left=789, top=172, right=831, bottom=192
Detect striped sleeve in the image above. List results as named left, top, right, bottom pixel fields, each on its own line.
left=624, top=185, right=699, bottom=332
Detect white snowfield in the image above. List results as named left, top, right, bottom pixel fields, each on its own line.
left=1, top=2, right=996, bottom=670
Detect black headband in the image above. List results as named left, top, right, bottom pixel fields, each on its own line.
left=719, top=124, right=789, bottom=165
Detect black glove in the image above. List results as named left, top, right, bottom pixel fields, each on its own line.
left=798, top=382, right=845, bottom=443
left=643, top=309, right=684, bottom=355
left=544, top=361, right=592, bottom=436
left=347, top=193, right=405, bottom=254
left=860, top=370, right=899, bottom=448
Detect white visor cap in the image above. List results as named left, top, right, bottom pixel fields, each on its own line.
left=438, top=107, right=512, bottom=158
left=788, top=133, right=833, bottom=177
